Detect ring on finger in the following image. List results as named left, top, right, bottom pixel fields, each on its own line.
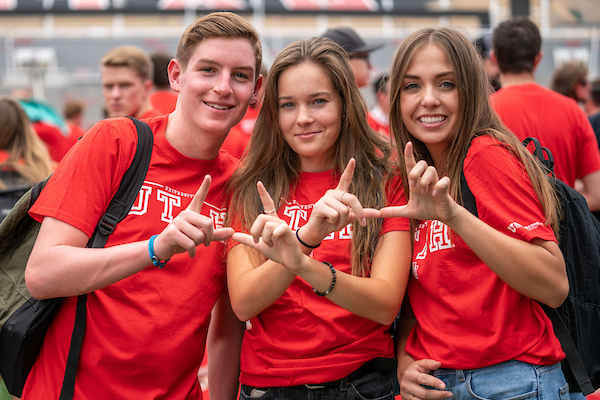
left=264, top=208, right=276, bottom=214
left=339, top=191, right=346, bottom=203
left=409, top=395, right=416, bottom=400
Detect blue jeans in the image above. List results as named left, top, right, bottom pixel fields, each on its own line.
left=429, top=360, right=569, bottom=400
left=239, top=371, right=394, bottom=400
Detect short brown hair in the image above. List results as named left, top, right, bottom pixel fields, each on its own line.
left=63, top=100, right=84, bottom=120
left=550, top=62, right=588, bottom=99
left=101, top=45, right=153, bottom=82
left=176, top=12, right=262, bottom=78
left=493, top=16, right=541, bottom=74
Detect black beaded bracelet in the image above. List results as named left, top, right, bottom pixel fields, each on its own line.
left=295, top=227, right=321, bottom=249
left=313, top=262, right=336, bottom=297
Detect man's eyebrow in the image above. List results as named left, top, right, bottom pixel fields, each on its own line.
left=198, top=58, right=255, bottom=72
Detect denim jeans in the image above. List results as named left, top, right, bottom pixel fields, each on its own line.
left=239, top=371, right=395, bottom=400
left=568, top=392, right=586, bottom=400
left=429, top=360, right=569, bottom=400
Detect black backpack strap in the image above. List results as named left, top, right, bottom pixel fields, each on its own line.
left=540, top=304, right=595, bottom=395
left=460, top=140, right=478, bottom=217
left=58, top=294, right=87, bottom=400
left=522, top=137, right=555, bottom=176
left=58, top=117, right=153, bottom=400
left=91, top=117, right=154, bottom=248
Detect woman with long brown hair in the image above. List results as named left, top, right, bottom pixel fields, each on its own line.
left=381, top=27, right=569, bottom=400
left=226, top=37, right=411, bottom=398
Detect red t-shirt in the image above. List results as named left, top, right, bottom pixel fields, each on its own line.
left=140, top=107, right=164, bottom=119
left=150, top=90, right=178, bottom=116
left=406, top=135, right=565, bottom=370
left=33, top=121, right=76, bottom=162
left=25, top=115, right=238, bottom=399
left=67, top=123, right=86, bottom=142
left=233, top=170, right=409, bottom=387
left=367, top=106, right=391, bottom=140
left=491, top=83, right=600, bottom=187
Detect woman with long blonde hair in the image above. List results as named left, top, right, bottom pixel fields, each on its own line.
left=0, top=96, right=52, bottom=189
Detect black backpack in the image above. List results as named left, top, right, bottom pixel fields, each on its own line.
left=460, top=136, right=600, bottom=395
left=0, top=117, right=153, bottom=398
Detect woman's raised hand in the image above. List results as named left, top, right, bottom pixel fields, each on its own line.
left=231, top=181, right=305, bottom=269
left=299, top=158, right=382, bottom=246
left=381, top=142, right=459, bottom=224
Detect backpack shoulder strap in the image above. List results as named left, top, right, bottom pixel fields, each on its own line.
left=522, top=136, right=555, bottom=176
left=90, top=116, right=154, bottom=248
left=459, top=140, right=478, bottom=217
left=59, top=117, right=153, bottom=400
left=541, top=304, right=595, bottom=395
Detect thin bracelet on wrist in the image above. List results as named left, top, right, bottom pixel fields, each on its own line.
left=148, top=234, right=170, bottom=269
left=313, top=262, right=336, bottom=297
left=295, top=227, right=321, bottom=249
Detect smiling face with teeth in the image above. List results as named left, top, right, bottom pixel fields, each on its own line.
left=399, top=43, right=459, bottom=166
left=168, top=37, right=261, bottom=155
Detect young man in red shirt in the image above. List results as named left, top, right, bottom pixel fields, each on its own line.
left=24, top=12, right=263, bottom=399
left=101, top=45, right=163, bottom=120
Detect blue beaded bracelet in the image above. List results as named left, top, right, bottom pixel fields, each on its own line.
left=313, top=262, right=336, bottom=297
left=148, top=234, right=170, bottom=269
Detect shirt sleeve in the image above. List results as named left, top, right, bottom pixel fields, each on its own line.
left=464, top=139, right=556, bottom=243
left=30, top=118, right=138, bottom=238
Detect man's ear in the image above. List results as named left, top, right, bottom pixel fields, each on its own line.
left=533, top=51, right=543, bottom=69
left=249, top=74, right=264, bottom=108
left=168, top=59, right=182, bottom=93
left=143, top=78, right=153, bottom=96
left=490, top=49, right=497, bottom=65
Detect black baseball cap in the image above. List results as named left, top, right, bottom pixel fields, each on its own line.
left=321, top=27, right=383, bottom=54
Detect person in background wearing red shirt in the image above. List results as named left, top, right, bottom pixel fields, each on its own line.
left=0, top=96, right=53, bottom=188
left=382, top=26, right=568, bottom=400
left=63, top=100, right=87, bottom=142
left=23, top=12, right=263, bottom=399
left=149, top=51, right=179, bottom=116
left=490, top=17, right=600, bottom=214
left=101, top=45, right=163, bottom=120
left=368, top=73, right=391, bottom=140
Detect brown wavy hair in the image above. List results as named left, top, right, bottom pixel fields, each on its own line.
left=227, top=37, right=393, bottom=276
left=388, top=27, right=559, bottom=234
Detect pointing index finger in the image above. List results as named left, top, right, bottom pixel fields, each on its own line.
left=257, top=181, right=277, bottom=215
left=188, top=175, right=211, bottom=213
left=404, top=142, right=417, bottom=173
left=336, top=158, right=356, bottom=192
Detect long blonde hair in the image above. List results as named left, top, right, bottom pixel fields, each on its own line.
left=388, top=27, right=559, bottom=233
left=227, top=37, right=393, bottom=276
left=0, top=97, right=53, bottom=188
